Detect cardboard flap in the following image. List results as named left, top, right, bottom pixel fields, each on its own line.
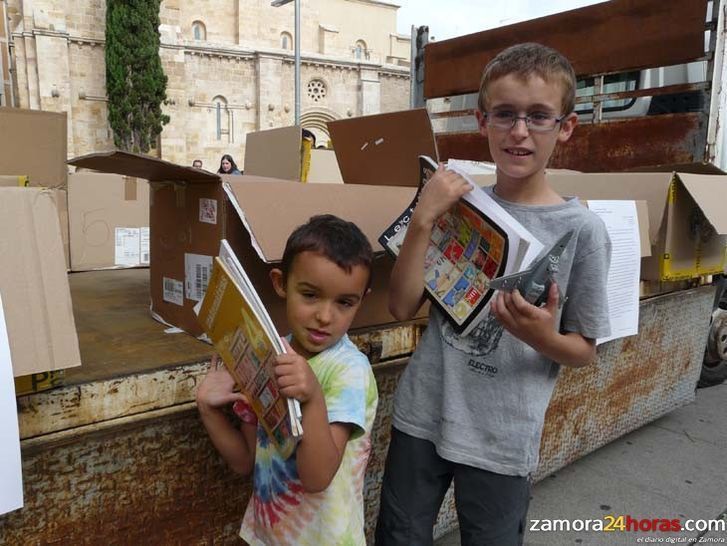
left=68, top=151, right=220, bottom=184
left=676, top=173, right=727, bottom=234
left=0, top=188, right=81, bottom=376
left=308, top=149, right=343, bottom=183
left=244, top=126, right=302, bottom=180
left=327, top=108, right=438, bottom=187
left=223, top=179, right=417, bottom=261
left=545, top=172, right=673, bottom=245
left=0, top=107, right=67, bottom=188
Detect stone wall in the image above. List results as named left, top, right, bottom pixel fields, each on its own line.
left=6, top=0, right=411, bottom=164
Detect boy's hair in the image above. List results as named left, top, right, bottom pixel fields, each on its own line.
left=281, top=214, right=373, bottom=288
left=477, top=42, right=577, bottom=115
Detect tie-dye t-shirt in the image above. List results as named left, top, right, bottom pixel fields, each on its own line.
left=237, top=334, right=378, bottom=546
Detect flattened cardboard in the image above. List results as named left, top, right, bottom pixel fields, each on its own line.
left=308, top=149, right=343, bottom=183
left=70, top=150, right=422, bottom=336
left=244, top=126, right=302, bottom=181
left=68, top=172, right=150, bottom=271
left=243, top=126, right=344, bottom=183
left=0, top=107, right=67, bottom=188
left=0, top=188, right=81, bottom=376
left=327, top=108, right=439, bottom=187
left=50, top=189, right=70, bottom=270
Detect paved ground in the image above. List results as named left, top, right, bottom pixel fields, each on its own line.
left=435, top=382, right=727, bottom=546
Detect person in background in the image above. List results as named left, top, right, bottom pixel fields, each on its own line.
left=218, top=154, right=242, bottom=175
left=192, top=159, right=203, bottom=169
left=302, top=129, right=316, bottom=148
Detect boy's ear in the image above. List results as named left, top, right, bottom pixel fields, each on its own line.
left=557, top=112, right=578, bottom=143
left=269, top=268, right=287, bottom=298
left=475, top=110, right=487, bottom=137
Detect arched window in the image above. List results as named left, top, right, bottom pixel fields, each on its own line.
left=281, top=32, right=293, bottom=50
left=212, top=95, right=231, bottom=141
left=192, top=21, right=206, bottom=41
left=354, top=40, right=367, bottom=60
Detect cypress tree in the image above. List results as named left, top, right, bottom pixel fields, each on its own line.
left=105, top=0, right=170, bottom=153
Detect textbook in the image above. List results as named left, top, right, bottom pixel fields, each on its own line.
left=379, top=156, right=543, bottom=336
left=196, top=240, right=303, bottom=456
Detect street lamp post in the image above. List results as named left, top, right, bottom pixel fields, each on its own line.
left=271, top=0, right=301, bottom=125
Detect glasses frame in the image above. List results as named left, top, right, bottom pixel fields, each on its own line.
left=484, top=112, right=566, bottom=133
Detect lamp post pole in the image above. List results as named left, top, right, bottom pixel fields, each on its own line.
left=271, top=0, right=301, bottom=125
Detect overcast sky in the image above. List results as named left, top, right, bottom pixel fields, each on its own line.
left=394, top=0, right=607, bottom=40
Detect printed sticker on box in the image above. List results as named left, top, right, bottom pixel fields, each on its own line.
left=115, top=228, right=141, bottom=266
left=199, top=198, right=218, bottom=225
left=140, top=227, right=150, bottom=265
left=163, top=277, right=184, bottom=306
left=185, top=253, right=213, bottom=302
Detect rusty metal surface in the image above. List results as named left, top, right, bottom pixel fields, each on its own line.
left=436, top=113, right=706, bottom=172
left=536, top=285, right=714, bottom=480
left=423, top=0, right=707, bottom=99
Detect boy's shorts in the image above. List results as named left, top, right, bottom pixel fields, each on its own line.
left=375, top=427, right=530, bottom=546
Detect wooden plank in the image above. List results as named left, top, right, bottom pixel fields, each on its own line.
left=424, top=0, right=708, bottom=99
left=435, top=112, right=706, bottom=172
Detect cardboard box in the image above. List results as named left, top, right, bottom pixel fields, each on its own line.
left=327, top=108, right=439, bottom=187
left=0, top=107, right=68, bottom=188
left=67, top=172, right=150, bottom=271
left=69, top=151, right=419, bottom=336
left=544, top=172, right=727, bottom=281
left=244, top=126, right=343, bottom=183
left=0, top=188, right=81, bottom=377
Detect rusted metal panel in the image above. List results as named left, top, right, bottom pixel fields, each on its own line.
left=423, top=0, right=708, bottom=99
left=536, top=286, right=714, bottom=480
left=436, top=113, right=707, bottom=172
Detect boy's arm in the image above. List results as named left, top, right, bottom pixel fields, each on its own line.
left=196, top=358, right=256, bottom=475
left=389, top=165, right=472, bottom=320
left=274, top=338, right=353, bottom=493
left=492, top=283, right=596, bottom=367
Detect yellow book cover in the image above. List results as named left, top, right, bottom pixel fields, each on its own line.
left=197, top=245, right=302, bottom=457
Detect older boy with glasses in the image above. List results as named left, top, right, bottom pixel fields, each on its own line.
left=376, top=42, right=612, bottom=546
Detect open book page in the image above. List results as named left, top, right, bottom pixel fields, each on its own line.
left=378, top=156, right=542, bottom=335
left=196, top=251, right=302, bottom=457
left=218, top=241, right=303, bottom=431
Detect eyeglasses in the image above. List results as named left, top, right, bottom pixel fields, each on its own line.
left=484, top=111, right=565, bottom=133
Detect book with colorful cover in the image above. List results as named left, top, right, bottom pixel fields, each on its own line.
left=379, top=156, right=543, bottom=336
left=196, top=240, right=303, bottom=457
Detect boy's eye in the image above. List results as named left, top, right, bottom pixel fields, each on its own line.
left=491, top=111, right=514, bottom=121
left=301, top=292, right=316, bottom=299
left=338, top=299, right=355, bottom=308
left=529, top=112, right=552, bottom=122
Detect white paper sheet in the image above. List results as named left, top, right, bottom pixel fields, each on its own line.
left=587, top=201, right=641, bottom=345
left=0, top=293, right=24, bottom=515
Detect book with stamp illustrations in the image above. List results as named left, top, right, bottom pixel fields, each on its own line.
left=196, top=239, right=303, bottom=456
left=379, top=156, right=543, bottom=335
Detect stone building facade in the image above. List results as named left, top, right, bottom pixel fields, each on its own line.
left=2, top=0, right=411, bottom=167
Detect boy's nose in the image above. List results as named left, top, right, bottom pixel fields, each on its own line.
left=510, top=117, right=530, bottom=138
left=316, top=303, right=332, bottom=324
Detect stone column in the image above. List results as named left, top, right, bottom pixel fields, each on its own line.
left=359, top=67, right=380, bottom=116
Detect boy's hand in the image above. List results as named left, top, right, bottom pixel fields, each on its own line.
left=196, top=354, right=248, bottom=409
left=274, top=338, right=322, bottom=404
left=491, top=283, right=559, bottom=349
left=413, top=164, right=473, bottom=227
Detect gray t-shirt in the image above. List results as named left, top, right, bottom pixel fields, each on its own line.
left=392, top=186, right=612, bottom=476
